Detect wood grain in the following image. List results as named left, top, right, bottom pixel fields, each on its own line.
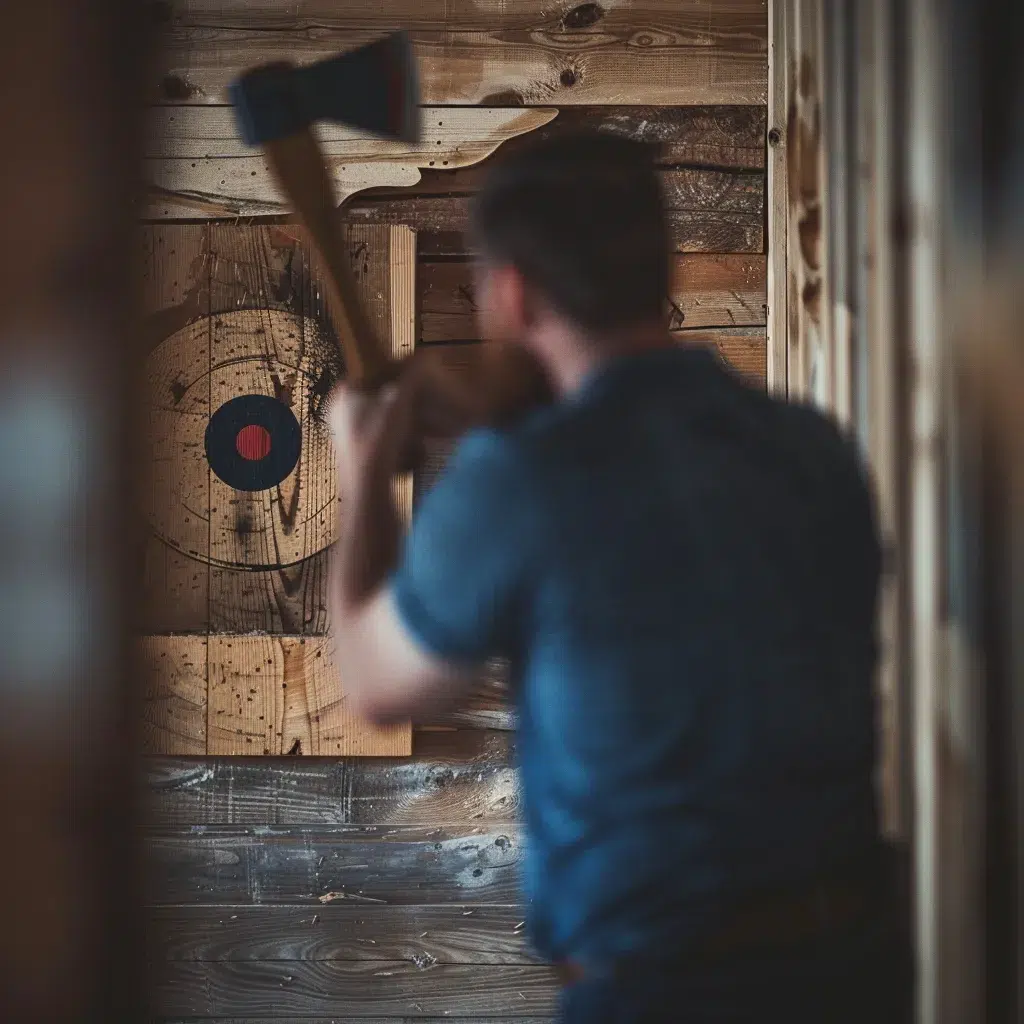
left=144, top=825, right=525, bottom=905
left=143, top=730, right=518, bottom=826
left=147, top=904, right=539, bottom=962
left=158, top=1018, right=552, bottom=1024
left=139, top=225, right=212, bottom=632
left=420, top=254, right=767, bottom=343
left=366, top=170, right=764, bottom=255
left=154, top=1, right=767, bottom=107
left=674, top=326, right=768, bottom=387
left=151, top=959, right=558, bottom=1018
left=204, top=634, right=411, bottom=756
left=139, top=635, right=208, bottom=756
left=140, top=634, right=413, bottom=758
left=784, top=0, right=828, bottom=404
left=145, top=159, right=764, bottom=244
left=141, top=224, right=416, bottom=640
left=144, top=107, right=557, bottom=218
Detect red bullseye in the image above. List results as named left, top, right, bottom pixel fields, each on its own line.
left=235, top=423, right=272, bottom=461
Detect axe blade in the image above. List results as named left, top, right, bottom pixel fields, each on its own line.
left=229, top=30, right=421, bottom=147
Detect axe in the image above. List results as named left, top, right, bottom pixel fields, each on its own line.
left=230, top=32, right=418, bottom=389
left=229, top=33, right=550, bottom=426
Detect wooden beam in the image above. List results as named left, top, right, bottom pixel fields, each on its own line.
left=153, top=1, right=767, bottom=107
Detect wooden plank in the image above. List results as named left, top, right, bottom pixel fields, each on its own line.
left=139, top=225, right=212, bottom=632
left=420, top=255, right=767, bottom=343
left=205, top=634, right=411, bottom=756
left=147, top=904, right=539, bottom=962
left=784, top=0, right=829, bottom=405
left=165, top=0, right=765, bottom=33
left=140, top=635, right=410, bottom=756
left=139, top=635, right=208, bottom=756
left=143, top=107, right=557, bottom=218
left=857, top=0, right=902, bottom=839
left=143, top=826, right=525, bottom=905
left=143, top=730, right=519, bottom=826
left=151, top=960, right=558, bottom=1018
left=370, top=168, right=765, bottom=256
left=668, top=254, right=767, bottom=328
left=675, top=327, right=768, bottom=388
left=154, top=1, right=767, bottom=107
left=351, top=106, right=768, bottom=180
left=158, top=1018, right=553, bottom=1024
left=412, top=210, right=763, bottom=258
left=144, top=144, right=765, bottom=232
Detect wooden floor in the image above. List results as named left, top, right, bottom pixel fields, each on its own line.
left=142, top=2, right=768, bottom=1019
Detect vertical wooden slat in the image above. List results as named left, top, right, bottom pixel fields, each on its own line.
left=824, top=0, right=853, bottom=426
left=858, top=0, right=906, bottom=841
left=139, top=635, right=208, bottom=756
left=784, top=0, right=830, bottom=409
left=766, top=0, right=789, bottom=397
left=382, top=224, right=417, bottom=524
left=139, top=226, right=212, bottom=631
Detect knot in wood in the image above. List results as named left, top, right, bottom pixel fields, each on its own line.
left=561, top=3, right=604, bottom=30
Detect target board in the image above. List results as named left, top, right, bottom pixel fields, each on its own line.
left=146, top=307, right=339, bottom=572
left=139, top=223, right=414, bottom=756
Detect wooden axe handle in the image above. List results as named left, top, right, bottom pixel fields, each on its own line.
left=262, top=124, right=553, bottom=438
left=263, top=128, right=396, bottom=389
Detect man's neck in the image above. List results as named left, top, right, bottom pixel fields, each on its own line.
left=533, top=319, right=675, bottom=396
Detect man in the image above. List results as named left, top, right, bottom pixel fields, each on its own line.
left=328, top=133, right=911, bottom=1023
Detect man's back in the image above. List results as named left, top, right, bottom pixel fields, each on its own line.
left=392, top=344, right=883, bottom=965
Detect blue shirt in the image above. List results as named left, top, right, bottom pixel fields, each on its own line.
left=390, top=345, right=882, bottom=965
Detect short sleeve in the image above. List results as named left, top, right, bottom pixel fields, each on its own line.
left=389, top=428, right=536, bottom=664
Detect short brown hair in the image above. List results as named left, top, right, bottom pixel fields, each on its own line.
left=470, top=131, right=669, bottom=333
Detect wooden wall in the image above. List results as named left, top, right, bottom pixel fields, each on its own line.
left=143, top=1, right=769, bottom=1020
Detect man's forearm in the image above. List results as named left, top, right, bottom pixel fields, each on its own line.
left=336, top=460, right=403, bottom=611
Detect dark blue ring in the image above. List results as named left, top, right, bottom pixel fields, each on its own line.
left=204, top=394, right=302, bottom=492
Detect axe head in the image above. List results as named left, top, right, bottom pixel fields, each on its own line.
left=230, top=31, right=421, bottom=147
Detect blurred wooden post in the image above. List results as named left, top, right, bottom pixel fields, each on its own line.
left=0, top=2, right=145, bottom=1020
